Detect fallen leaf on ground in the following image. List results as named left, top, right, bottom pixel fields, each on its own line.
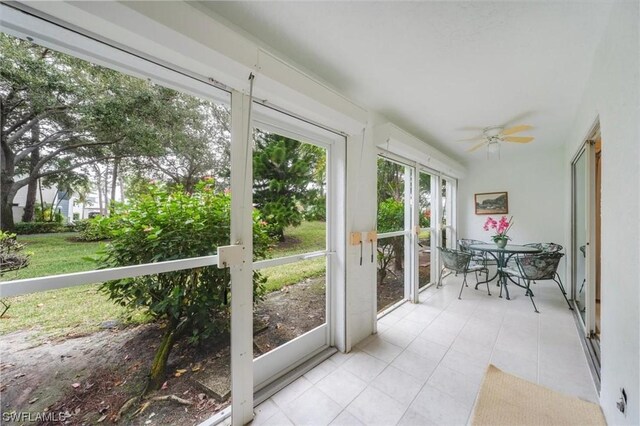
left=28, top=397, right=38, bottom=404
left=161, top=381, right=168, bottom=390
left=71, top=383, right=81, bottom=388
left=97, top=415, right=107, bottom=423
left=174, top=369, right=187, bottom=377
left=191, top=363, right=201, bottom=372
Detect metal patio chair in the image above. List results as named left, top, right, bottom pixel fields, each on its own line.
left=437, top=247, right=490, bottom=300
left=503, top=251, right=572, bottom=313
left=458, top=239, right=490, bottom=268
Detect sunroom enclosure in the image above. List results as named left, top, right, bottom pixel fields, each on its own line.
left=3, top=1, right=633, bottom=425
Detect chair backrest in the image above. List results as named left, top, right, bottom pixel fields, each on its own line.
left=458, top=238, right=487, bottom=256
left=524, top=242, right=563, bottom=253
left=458, top=239, right=487, bottom=253
left=439, top=247, right=471, bottom=273
left=516, top=252, right=564, bottom=281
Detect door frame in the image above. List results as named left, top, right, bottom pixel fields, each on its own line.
left=570, top=118, right=601, bottom=380
left=250, top=102, right=346, bottom=391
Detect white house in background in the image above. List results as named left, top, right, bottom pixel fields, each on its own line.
left=11, top=182, right=72, bottom=224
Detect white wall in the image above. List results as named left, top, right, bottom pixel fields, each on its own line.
left=458, top=148, right=566, bottom=249
left=564, top=2, right=640, bottom=424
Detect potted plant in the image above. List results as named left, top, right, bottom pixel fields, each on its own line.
left=483, top=216, right=513, bottom=248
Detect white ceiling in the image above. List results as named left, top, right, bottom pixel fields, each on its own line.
left=199, top=1, right=611, bottom=163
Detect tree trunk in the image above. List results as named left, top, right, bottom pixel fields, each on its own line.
left=0, top=185, right=16, bottom=231
left=95, top=165, right=103, bottom=215
left=1, top=142, right=17, bottom=231
left=392, top=237, right=404, bottom=272
left=110, top=159, right=119, bottom=206
left=119, top=176, right=125, bottom=202
left=38, top=178, right=44, bottom=220
left=103, top=165, right=110, bottom=215
left=22, top=126, right=41, bottom=222
left=144, top=318, right=182, bottom=395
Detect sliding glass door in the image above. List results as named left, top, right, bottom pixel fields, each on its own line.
left=571, top=132, right=600, bottom=377
left=251, top=104, right=344, bottom=389
left=375, top=155, right=456, bottom=312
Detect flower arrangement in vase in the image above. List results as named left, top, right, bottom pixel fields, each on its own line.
left=483, top=215, right=513, bottom=248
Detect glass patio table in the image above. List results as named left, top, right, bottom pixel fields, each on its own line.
left=469, top=244, right=542, bottom=300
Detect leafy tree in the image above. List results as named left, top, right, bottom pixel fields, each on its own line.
left=253, top=131, right=325, bottom=241
left=0, top=33, right=172, bottom=230
left=131, top=100, right=231, bottom=193
left=0, top=34, right=105, bottom=230
left=376, top=159, right=407, bottom=283
left=98, top=180, right=271, bottom=393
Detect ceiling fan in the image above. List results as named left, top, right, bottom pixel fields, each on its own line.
left=460, top=124, right=534, bottom=153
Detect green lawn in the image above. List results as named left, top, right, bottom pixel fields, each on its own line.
left=1, top=233, right=105, bottom=281
left=261, top=220, right=326, bottom=292
left=0, top=222, right=326, bottom=338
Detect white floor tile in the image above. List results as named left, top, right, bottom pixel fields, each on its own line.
left=438, top=349, right=487, bottom=379
left=272, top=377, right=313, bottom=408
left=304, top=358, right=339, bottom=384
left=329, top=410, right=364, bottom=426
left=450, top=335, right=493, bottom=364
left=409, top=384, right=471, bottom=426
left=329, top=350, right=354, bottom=366
left=316, top=369, right=368, bottom=407
left=427, top=364, right=483, bottom=408
left=370, top=365, right=424, bottom=406
left=341, top=351, right=387, bottom=382
left=346, top=386, right=408, bottom=426
left=251, top=399, right=280, bottom=425
left=490, top=348, right=538, bottom=383
left=260, top=411, right=294, bottom=426
left=391, top=350, right=439, bottom=382
left=264, top=274, right=599, bottom=425
left=361, top=336, right=404, bottom=363
left=397, top=407, right=437, bottom=426
left=283, top=387, right=342, bottom=426
left=418, top=325, right=458, bottom=348
left=405, top=336, right=449, bottom=362
left=379, top=328, right=417, bottom=349
left=392, top=318, right=428, bottom=336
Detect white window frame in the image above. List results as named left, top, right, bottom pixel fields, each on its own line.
left=375, top=150, right=458, bottom=312
left=250, top=102, right=346, bottom=391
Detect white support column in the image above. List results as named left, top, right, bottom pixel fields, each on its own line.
left=432, top=176, right=443, bottom=279
left=230, top=89, right=254, bottom=426
left=409, top=164, right=419, bottom=303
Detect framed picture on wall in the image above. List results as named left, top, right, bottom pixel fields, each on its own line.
left=475, top=192, right=508, bottom=215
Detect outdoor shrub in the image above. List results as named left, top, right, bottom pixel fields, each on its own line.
left=14, top=222, right=66, bottom=235
left=77, top=217, right=112, bottom=241
left=98, top=180, right=271, bottom=392
left=376, top=198, right=404, bottom=284
left=71, top=219, right=90, bottom=233
left=377, top=198, right=404, bottom=233
left=0, top=230, right=31, bottom=274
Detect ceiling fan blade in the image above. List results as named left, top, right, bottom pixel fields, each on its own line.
left=500, top=111, right=535, bottom=128
left=467, top=141, right=487, bottom=152
left=502, top=124, right=533, bottom=136
left=457, top=136, right=485, bottom=142
left=504, top=136, right=534, bottom=143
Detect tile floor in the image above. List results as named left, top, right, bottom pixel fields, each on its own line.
left=251, top=274, right=599, bottom=425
